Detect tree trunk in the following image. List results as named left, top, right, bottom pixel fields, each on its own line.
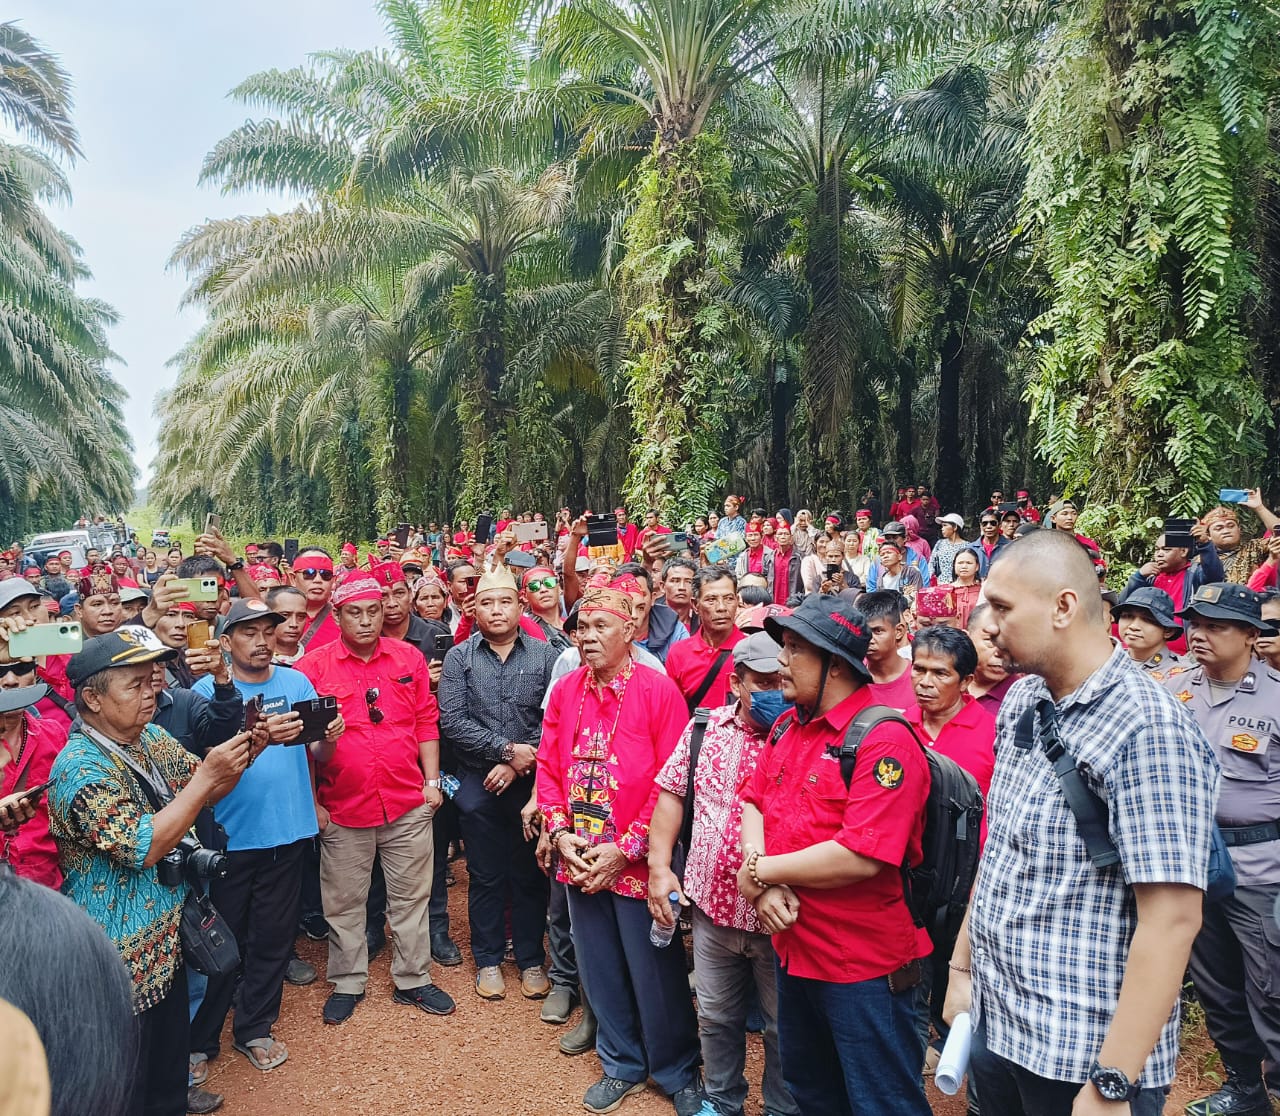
left=767, top=357, right=793, bottom=510
left=894, top=349, right=916, bottom=483
left=935, top=301, right=965, bottom=513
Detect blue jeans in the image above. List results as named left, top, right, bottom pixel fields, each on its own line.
left=970, top=1018, right=1167, bottom=1116
left=774, top=961, right=931, bottom=1116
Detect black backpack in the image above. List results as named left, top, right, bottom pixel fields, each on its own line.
left=771, top=704, right=985, bottom=949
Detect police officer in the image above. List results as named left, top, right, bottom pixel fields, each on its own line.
left=1112, top=586, right=1185, bottom=678
left=1162, top=583, right=1280, bottom=1116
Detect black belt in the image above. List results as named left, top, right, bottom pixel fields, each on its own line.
left=1219, top=820, right=1280, bottom=847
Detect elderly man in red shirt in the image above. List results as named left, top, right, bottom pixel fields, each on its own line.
left=737, top=593, right=932, bottom=1116
left=537, top=573, right=703, bottom=1116
left=666, top=567, right=744, bottom=715
left=296, top=571, right=454, bottom=1025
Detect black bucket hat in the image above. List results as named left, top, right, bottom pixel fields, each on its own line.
left=764, top=594, right=872, bottom=681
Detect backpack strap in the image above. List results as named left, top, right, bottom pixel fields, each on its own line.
left=678, top=708, right=711, bottom=854
left=686, top=647, right=732, bottom=713
left=830, top=704, right=926, bottom=787
left=1015, top=700, right=1121, bottom=869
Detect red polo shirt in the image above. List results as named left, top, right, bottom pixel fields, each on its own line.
left=868, top=659, right=916, bottom=711
left=296, top=636, right=438, bottom=828
left=905, top=696, right=995, bottom=845
left=1, top=712, right=67, bottom=888
left=666, top=626, right=744, bottom=709
left=745, top=687, right=931, bottom=982
left=301, top=607, right=341, bottom=651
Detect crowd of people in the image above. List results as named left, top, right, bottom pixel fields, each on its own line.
left=0, top=486, right=1278, bottom=1116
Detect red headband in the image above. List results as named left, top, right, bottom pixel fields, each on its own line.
left=295, top=553, right=333, bottom=573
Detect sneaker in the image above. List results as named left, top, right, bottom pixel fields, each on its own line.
left=393, top=983, right=456, bottom=1016
left=1185, top=1072, right=1273, bottom=1116
left=583, top=1075, right=646, bottom=1114
left=520, top=966, right=551, bottom=999
left=187, top=1087, right=224, bottom=1114
left=541, top=985, right=575, bottom=1024
left=475, top=965, right=506, bottom=1000
left=322, top=991, right=364, bottom=1025
left=431, top=933, right=463, bottom=966
left=298, top=913, right=329, bottom=941
left=670, top=1083, right=709, bottom=1116
left=285, top=955, right=316, bottom=986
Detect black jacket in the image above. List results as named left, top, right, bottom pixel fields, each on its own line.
left=152, top=681, right=243, bottom=759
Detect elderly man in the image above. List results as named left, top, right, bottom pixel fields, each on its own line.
left=537, top=573, right=703, bottom=1116
left=296, top=570, right=454, bottom=1025
left=47, top=628, right=251, bottom=1116
left=439, top=566, right=559, bottom=1002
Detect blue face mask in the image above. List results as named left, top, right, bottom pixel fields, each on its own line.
left=748, top=688, right=793, bottom=732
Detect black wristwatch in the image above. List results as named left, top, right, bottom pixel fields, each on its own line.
left=228, top=559, right=246, bottom=571
left=1088, top=1062, right=1140, bottom=1102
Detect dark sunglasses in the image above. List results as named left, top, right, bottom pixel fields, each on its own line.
left=525, top=577, right=557, bottom=592
left=365, top=688, right=384, bottom=724
left=0, top=660, right=37, bottom=678
left=298, top=568, right=334, bottom=581
left=980, top=519, right=998, bottom=527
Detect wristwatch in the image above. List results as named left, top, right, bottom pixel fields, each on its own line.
left=1088, top=1063, right=1140, bottom=1102
left=426, top=779, right=441, bottom=788
left=228, top=559, right=245, bottom=572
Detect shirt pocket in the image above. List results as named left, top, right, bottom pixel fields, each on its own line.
left=1216, top=731, right=1273, bottom=783
left=799, top=758, right=848, bottom=835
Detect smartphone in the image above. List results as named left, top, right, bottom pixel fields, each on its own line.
left=825, top=564, right=840, bottom=579
left=174, top=576, right=220, bottom=603
left=512, top=521, right=548, bottom=544
left=243, top=693, right=265, bottom=734
left=16, top=781, right=50, bottom=804
left=431, top=632, right=453, bottom=662
left=506, top=550, right=536, bottom=570
left=464, top=574, right=479, bottom=596
left=671, top=531, right=688, bottom=548
left=185, top=620, right=211, bottom=651
left=474, top=513, right=494, bottom=545
left=8, top=622, right=83, bottom=658
left=283, top=538, right=300, bottom=566
left=290, top=696, right=338, bottom=744
left=1219, top=488, right=1249, bottom=504
left=586, top=514, right=619, bottom=548
left=204, top=512, right=221, bottom=534
left=394, top=522, right=411, bottom=549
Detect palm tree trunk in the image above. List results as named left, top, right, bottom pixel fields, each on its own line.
left=767, top=357, right=793, bottom=509
left=935, top=305, right=965, bottom=512
left=894, top=349, right=916, bottom=482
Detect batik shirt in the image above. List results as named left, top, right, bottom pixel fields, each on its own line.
left=48, top=722, right=198, bottom=1013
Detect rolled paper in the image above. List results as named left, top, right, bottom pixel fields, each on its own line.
left=934, top=1011, right=972, bottom=1096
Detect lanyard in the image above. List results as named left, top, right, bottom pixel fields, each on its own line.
left=77, top=721, right=174, bottom=807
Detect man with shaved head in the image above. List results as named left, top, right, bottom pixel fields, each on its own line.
left=943, top=531, right=1221, bottom=1115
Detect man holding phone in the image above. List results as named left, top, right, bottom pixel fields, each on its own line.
left=1123, top=523, right=1225, bottom=655
left=190, top=599, right=343, bottom=1074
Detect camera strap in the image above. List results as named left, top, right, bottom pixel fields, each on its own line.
left=76, top=720, right=175, bottom=810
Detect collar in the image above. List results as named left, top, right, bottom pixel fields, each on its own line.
left=586, top=655, right=634, bottom=697
left=336, top=636, right=388, bottom=663
left=154, top=689, right=174, bottom=710
left=1026, top=642, right=1130, bottom=713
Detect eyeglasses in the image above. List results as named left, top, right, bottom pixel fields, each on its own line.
left=0, top=660, right=37, bottom=678
left=525, top=577, right=557, bottom=592
left=298, top=568, right=334, bottom=581
left=365, top=688, right=384, bottom=724
left=980, top=520, right=997, bottom=527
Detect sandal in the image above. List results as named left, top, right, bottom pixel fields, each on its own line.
left=189, top=1053, right=209, bottom=1086
left=233, top=1036, right=288, bottom=1072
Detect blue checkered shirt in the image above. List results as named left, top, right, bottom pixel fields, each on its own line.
left=969, top=644, right=1220, bottom=1086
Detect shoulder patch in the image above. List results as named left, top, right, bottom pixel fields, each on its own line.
left=874, top=756, right=904, bottom=789
left=1175, top=690, right=1193, bottom=703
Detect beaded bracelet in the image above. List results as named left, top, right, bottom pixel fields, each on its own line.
left=747, top=851, right=769, bottom=891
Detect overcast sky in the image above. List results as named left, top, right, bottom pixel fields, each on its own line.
left=8, top=2, right=391, bottom=489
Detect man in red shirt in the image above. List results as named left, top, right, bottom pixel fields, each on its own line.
left=536, top=574, right=702, bottom=1115
left=860, top=590, right=916, bottom=710
left=666, top=568, right=744, bottom=714
left=614, top=507, right=642, bottom=562
left=772, top=525, right=801, bottom=604
left=737, top=593, right=932, bottom=1116
left=296, top=571, right=454, bottom=1025
left=291, top=548, right=341, bottom=651
left=965, top=603, right=1020, bottom=715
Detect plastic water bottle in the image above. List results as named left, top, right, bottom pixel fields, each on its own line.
left=440, top=774, right=461, bottom=799
left=649, top=891, right=681, bottom=947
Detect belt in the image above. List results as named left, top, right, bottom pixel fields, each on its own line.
left=1219, top=820, right=1280, bottom=847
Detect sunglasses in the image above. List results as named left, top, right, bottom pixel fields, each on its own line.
left=525, top=577, right=557, bottom=593
left=365, top=688, right=384, bottom=724
left=298, top=568, right=334, bottom=581
left=980, top=520, right=998, bottom=527
left=0, top=660, right=37, bottom=678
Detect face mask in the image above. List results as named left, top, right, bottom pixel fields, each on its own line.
left=748, top=688, right=793, bottom=732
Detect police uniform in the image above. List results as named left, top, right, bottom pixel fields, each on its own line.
left=1135, top=648, right=1186, bottom=681
left=1161, top=583, right=1280, bottom=1113
left=1113, top=586, right=1187, bottom=681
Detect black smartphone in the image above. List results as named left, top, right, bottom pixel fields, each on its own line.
left=474, top=513, right=493, bottom=545
left=586, top=514, right=619, bottom=548
left=284, top=538, right=299, bottom=565
left=290, top=696, right=338, bottom=744
left=825, top=563, right=840, bottom=579
left=431, top=632, right=453, bottom=661
left=394, top=522, right=411, bottom=549
left=16, top=781, right=50, bottom=804
left=506, top=550, right=536, bottom=569
left=243, top=693, right=265, bottom=733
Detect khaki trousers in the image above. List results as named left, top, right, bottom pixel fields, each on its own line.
left=319, top=803, right=434, bottom=994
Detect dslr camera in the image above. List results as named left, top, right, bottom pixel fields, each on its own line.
left=157, top=836, right=229, bottom=888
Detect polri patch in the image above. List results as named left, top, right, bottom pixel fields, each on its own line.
left=875, top=757, right=904, bottom=789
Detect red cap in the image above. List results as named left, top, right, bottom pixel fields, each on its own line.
left=245, top=544, right=259, bottom=554
left=1016, top=490, right=1029, bottom=499
left=341, top=542, right=358, bottom=556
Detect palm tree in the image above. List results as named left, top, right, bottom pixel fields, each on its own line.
left=0, top=22, right=80, bottom=159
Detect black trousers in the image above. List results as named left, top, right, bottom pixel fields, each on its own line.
left=190, top=839, right=306, bottom=1058
left=134, top=964, right=189, bottom=1116
left=455, top=769, right=547, bottom=968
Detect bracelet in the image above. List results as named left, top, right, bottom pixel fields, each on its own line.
left=948, top=961, right=972, bottom=974
left=548, top=825, right=571, bottom=843
left=500, top=742, right=516, bottom=764
left=747, top=850, right=769, bottom=891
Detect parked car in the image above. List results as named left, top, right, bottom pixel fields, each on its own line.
left=151, top=529, right=173, bottom=548
left=26, top=529, right=95, bottom=571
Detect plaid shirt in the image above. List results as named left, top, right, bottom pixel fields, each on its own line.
left=970, top=644, right=1220, bottom=1087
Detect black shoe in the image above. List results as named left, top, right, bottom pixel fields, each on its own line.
left=392, top=982, right=456, bottom=1016
left=1185, top=1072, right=1273, bottom=1116
left=431, top=933, right=462, bottom=966
left=366, top=925, right=387, bottom=962
left=298, top=913, right=329, bottom=941
left=670, top=1082, right=710, bottom=1116
left=187, top=1087, right=224, bottom=1115
left=285, top=954, right=317, bottom=986
left=322, top=991, right=364, bottom=1025
left=583, top=1076, right=646, bottom=1114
